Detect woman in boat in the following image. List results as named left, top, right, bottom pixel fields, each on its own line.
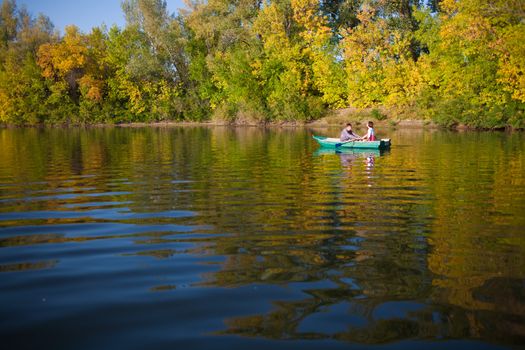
left=362, top=121, right=376, bottom=141
left=340, top=123, right=360, bottom=142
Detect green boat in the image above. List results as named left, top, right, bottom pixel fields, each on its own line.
left=313, top=135, right=391, bottom=149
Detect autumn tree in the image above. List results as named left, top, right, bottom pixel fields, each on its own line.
left=0, top=1, right=54, bottom=123
left=415, top=0, right=525, bottom=127
left=1, top=0, right=524, bottom=127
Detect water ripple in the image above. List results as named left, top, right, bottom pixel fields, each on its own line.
left=0, top=127, right=523, bottom=349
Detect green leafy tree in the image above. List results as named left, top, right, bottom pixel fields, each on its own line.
left=415, top=0, right=525, bottom=127
left=0, top=1, right=54, bottom=124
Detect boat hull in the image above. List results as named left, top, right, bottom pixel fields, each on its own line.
left=313, top=135, right=391, bottom=149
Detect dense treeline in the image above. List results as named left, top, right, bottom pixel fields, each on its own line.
left=0, top=0, right=524, bottom=127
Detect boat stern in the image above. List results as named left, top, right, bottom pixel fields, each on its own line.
left=380, top=138, right=391, bottom=149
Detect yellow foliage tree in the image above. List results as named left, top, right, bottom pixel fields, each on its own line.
left=37, top=25, right=87, bottom=80
left=342, top=6, right=420, bottom=108
left=291, top=0, right=346, bottom=108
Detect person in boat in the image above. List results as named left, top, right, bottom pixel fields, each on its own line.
left=340, top=123, right=360, bottom=142
left=362, top=121, right=376, bottom=141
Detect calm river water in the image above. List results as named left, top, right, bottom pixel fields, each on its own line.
left=0, top=127, right=524, bottom=349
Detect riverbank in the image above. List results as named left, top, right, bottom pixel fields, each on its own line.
left=0, top=107, right=520, bottom=130
left=82, top=108, right=487, bottom=130
left=307, top=107, right=439, bottom=129
left=112, top=118, right=436, bottom=129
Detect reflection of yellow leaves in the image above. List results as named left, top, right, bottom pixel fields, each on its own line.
left=260, top=268, right=286, bottom=281
left=123, top=249, right=177, bottom=259
left=150, top=284, right=177, bottom=292
left=224, top=314, right=265, bottom=333
left=0, top=260, right=58, bottom=272
left=355, top=250, right=373, bottom=262
left=431, top=276, right=495, bottom=311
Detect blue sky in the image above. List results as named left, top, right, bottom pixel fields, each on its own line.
left=17, top=0, right=186, bottom=34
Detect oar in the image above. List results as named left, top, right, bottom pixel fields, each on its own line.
left=335, top=140, right=356, bottom=147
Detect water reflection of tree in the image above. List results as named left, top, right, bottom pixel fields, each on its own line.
left=197, top=129, right=525, bottom=345
left=189, top=130, right=437, bottom=343
left=423, top=132, right=525, bottom=343
left=1, top=127, right=524, bottom=345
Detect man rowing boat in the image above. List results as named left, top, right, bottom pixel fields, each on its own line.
left=340, top=123, right=361, bottom=142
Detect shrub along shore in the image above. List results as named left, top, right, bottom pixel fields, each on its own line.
left=0, top=107, right=518, bottom=131
left=1, top=0, right=524, bottom=129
